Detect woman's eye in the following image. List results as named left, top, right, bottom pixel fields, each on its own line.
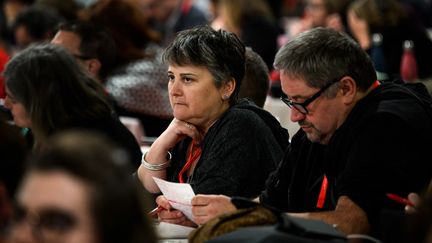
left=184, top=77, right=192, bottom=83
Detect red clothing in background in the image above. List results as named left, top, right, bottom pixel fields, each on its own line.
left=0, top=48, right=10, bottom=99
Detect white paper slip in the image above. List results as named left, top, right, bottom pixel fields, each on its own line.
left=155, top=222, right=195, bottom=239
left=153, top=177, right=195, bottom=221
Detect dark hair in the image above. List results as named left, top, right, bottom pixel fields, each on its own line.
left=35, top=0, right=82, bottom=21
left=0, top=120, right=28, bottom=197
left=349, top=0, right=406, bottom=32
left=3, top=44, right=112, bottom=142
left=163, top=25, right=246, bottom=105
left=25, top=131, right=157, bottom=243
left=57, top=20, right=117, bottom=79
left=239, top=47, right=269, bottom=108
left=274, top=27, right=377, bottom=93
left=13, top=6, right=64, bottom=41
left=80, top=0, right=161, bottom=68
left=0, top=119, right=28, bottom=232
left=325, top=0, right=353, bottom=15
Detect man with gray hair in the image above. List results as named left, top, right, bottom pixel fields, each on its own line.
left=184, top=27, right=432, bottom=238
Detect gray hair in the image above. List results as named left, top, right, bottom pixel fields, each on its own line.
left=162, top=25, right=246, bottom=105
left=274, top=27, right=376, bottom=94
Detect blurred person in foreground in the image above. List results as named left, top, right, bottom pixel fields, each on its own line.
left=3, top=44, right=142, bottom=170
left=0, top=118, right=28, bottom=243
left=137, top=25, right=289, bottom=226
left=185, top=27, right=432, bottom=238
left=403, top=189, right=432, bottom=243
left=7, top=131, right=157, bottom=243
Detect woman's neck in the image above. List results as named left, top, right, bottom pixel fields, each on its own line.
left=197, top=102, right=231, bottom=134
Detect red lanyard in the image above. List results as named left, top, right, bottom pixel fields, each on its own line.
left=178, top=141, right=202, bottom=183
left=316, top=175, right=328, bottom=209
left=315, top=81, right=380, bottom=209
left=371, top=80, right=381, bottom=89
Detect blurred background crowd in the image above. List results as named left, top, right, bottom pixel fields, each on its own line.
left=0, top=0, right=431, bottom=137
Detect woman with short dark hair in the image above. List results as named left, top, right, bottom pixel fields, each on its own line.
left=137, top=25, right=289, bottom=226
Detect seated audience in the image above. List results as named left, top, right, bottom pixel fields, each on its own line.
left=80, top=0, right=173, bottom=137
left=1, top=0, right=35, bottom=48
left=137, top=25, right=289, bottom=226
left=34, top=0, right=82, bottom=21
left=11, top=6, right=64, bottom=53
left=212, top=0, right=281, bottom=70
left=294, top=0, right=352, bottom=35
left=238, top=47, right=270, bottom=108
left=347, top=0, right=432, bottom=80
left=0, top=118, right=28, bottom=242
left=51, top=20, right=117, bottom=84
left=185, top=27, right=432, bottom=238
left=3, top=44, right=142, bottom=170
left=7, top=131, right=157, bottom=243
left=146, top=0, right=209, bottom=46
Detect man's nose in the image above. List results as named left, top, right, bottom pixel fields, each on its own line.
left=290, top=107, right=305, bottom=123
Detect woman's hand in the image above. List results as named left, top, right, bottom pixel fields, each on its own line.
left=137, top=118, right=203, bottom=193
left=156, top=195, right=197, bottom=227
left=156, top=118, right=203, bottom=150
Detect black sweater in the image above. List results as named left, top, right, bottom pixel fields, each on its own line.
left=167, top=99, right=289, bottom=198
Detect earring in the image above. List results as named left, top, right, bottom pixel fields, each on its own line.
left=223, top=94, right=229, bottom=100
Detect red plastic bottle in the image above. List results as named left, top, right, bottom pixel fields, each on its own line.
left=400, top=40, right=418, bottom=83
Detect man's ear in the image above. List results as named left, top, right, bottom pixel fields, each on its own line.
left=86, top=59, right=101, bottom=79
left=339, top=76, right=357, bottom=104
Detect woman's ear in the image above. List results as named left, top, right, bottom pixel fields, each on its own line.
left=221, top=78, right=236, bottom=100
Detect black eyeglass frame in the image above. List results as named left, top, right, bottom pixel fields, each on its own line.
left=280, top=77, right=342, bottom=114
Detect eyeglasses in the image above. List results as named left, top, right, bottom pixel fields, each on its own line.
left=12, top=204, right=77, bottom=242
left=280, top=78, right=341, bottom=114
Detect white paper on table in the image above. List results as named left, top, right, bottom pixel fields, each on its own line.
left=153, top=177, right=195, bottom=221
left=155, top=222, right=195, bottom=239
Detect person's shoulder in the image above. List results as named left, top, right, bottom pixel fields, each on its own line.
left=226, top=103, right=267, bottom=126
left=106, top=53, right=166, bottom=84
left=213, top=104, right=284, bottom=144
left=374, top=81, right=432, bottom=115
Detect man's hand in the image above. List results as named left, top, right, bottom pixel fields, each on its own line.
left=191, top=194, right=237, bottom=225
left=289, top=196, right=370, bottom=234
left=405, top=192, right=421, bottom=213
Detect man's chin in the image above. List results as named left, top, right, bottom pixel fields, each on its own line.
left=306, top=133, right=320, bottom=143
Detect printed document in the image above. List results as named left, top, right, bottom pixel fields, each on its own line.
left=153, top=177, right=195, bottom=221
